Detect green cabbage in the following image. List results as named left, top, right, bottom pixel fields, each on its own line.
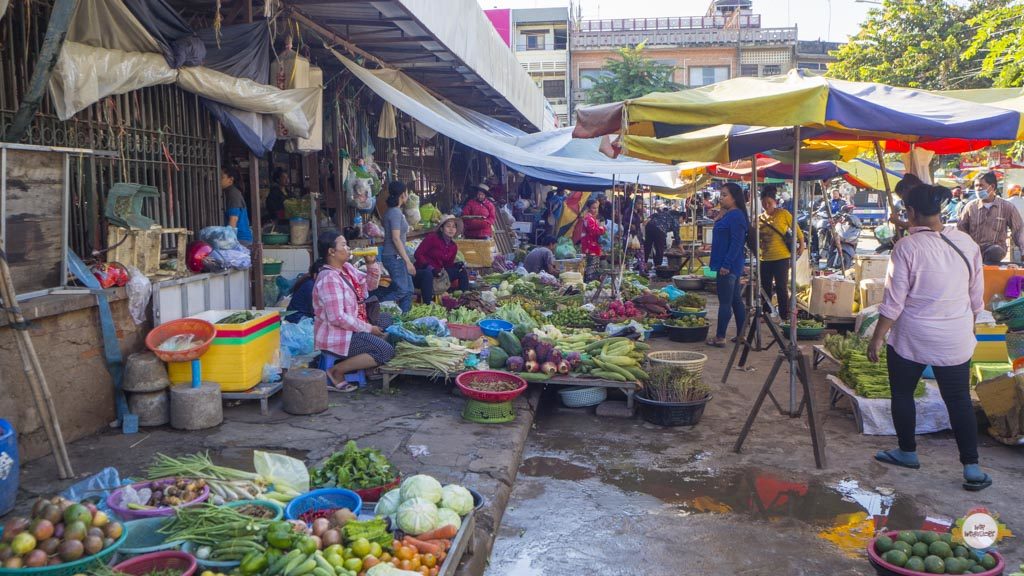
left=374, top=488, right=401, bottom=517
left=436, top=508, right=462, bottom=531
left=399, top=474, right=443, bottom=504
left=440, top=484, right=474, bottom=516
left=396, top=497, right=439, bottom=535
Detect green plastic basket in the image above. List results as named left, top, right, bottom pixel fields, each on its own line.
left=118, top=517, right=183, bottom=558
left=0, top=523, right=128, bottom=576
left=225, top=499, right=284, bottom=521
left=462, top=399, right=515, bottom=424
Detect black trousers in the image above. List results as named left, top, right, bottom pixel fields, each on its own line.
left=885, top=345, right=978, bottom=465
left=760, top=258, right=790, bottom=317
left=644, top=221, right=667, bottom=267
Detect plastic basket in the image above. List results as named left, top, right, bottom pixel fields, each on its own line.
left=455, top=370, right=527, bottom=402
left=113, top=551, right=197, bottom=576
left=866, top=532, right=1004, bottom=576
left=352, top=477, right=401, bottom=504
left=558, top=386, right=607, bottom=408
left=119, top=517, right=183, bottom=557
left=477, top=319, right=514, bottom=338
left=666, top=324, right=709, bottom=343
left=225, top=499, right=284, bottom=521
left=462, top=399, right=515, bottom=424
left=262, top=260, right=283, bottom=276
left=0, top=522, right=128, bottom=576
left=635, top=395, right=711, bottom=427
left=0, top=419, right=17, bottom=516
left=1006, top=330, right=1024, bottom=360
left=449, top=323, right=483, bottom=341
left=180, top=542, right=239, bottom=571
left=284, top=488, right=363, bottom=520
left=646, top=351, right=707, bottom=378
left=145, top=319, right=216, bottom=364
left=782, top=325, right=826, bottom=340
left=108, top=479, right=210, bottom=521
left=993, top=296, right=1024, bottom=323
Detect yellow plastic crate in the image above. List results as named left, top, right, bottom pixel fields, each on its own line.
left=167, top=310, right=281, bottom=392
left=678, top=224, right=698, bottom=243
left=457, top=239, right=496, bottom=268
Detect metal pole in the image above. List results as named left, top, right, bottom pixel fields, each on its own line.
left=750, top=157, right=762, bottom=348
left=873, top=141, right=900, bottom=239
left=788, top=126, right=801, bottom=414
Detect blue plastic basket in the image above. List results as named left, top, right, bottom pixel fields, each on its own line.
left=284, top=488, right=363, bottom=520
left=118, top=517, right=183, bottom=558
left=477, top=319, right=514, bottom=338
left=0, top=419, right=17, bottom=516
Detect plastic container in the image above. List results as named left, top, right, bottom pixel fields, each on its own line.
left=455, top=370, right=527, bottom=403
left=635, top=395, right=711, bottom=427
left=477, top=319, right=514, bottom=338
left=448, top=323, right=483, bottom=341
left=262, top=260, right=283, bottom=276
left=462, top=399, right=515, bottom=424
left=285, top=488, right=363, bottom=520
left=290, top=218, right=310, bottom=245
left=262, top=233, right=289, bottom=245
left=113, top=551, right=197, bottom=576
left=351, top=477, right=401, bottom=504
left=145, top=319, right=216, bottom=364
left=558, top=386, right=607, bottom=408
left=0, top=522, right=128, bottom=576
left=119, top=517, right=183, bottom=557
left=225, top=499, right=284, bottom=521
left=166, top=310, right=281, bottom=392
left=0, top=419, right=17, bottom=516
left=782, top=325, right=825, bottom=340
left=107, top=478, right=210, bottom=521
left=866, top=532, right=1005, bottom=576
left=666, top=324, right=710, bottom=343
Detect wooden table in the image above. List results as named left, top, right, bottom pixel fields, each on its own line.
left=379, top=367, right=638, bottom=408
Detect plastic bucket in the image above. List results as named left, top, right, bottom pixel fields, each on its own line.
left=290, top=218, right=310, bottom=245
left=0, top=419, right=18, bottom=516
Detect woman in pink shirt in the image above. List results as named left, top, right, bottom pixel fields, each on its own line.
left=867, top=184, right=990, bottom=491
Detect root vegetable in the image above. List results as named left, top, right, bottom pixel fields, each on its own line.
left=321, top=529, right=341, bottom=548
left=311, top=518, right=330, bottom=537
left=541, top=362, right=558, bottom=376
left=557, top=360, right=571, bottom=375
left=416, top=524, right=457, bottom=541
left=524, top=360, right=539, bottom=373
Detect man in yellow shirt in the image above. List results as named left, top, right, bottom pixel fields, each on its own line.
left=758, top=185, right=806, bottom=320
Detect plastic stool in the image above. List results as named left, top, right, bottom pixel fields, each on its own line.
left=344, top=370, right=368, bottom=389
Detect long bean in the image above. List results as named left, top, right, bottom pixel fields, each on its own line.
left=159, top=504, right=270, bottom=545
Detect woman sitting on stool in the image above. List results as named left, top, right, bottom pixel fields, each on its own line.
left=413, top=215, right=469, bottom=304
left=312, top=230, right=395, bottom=392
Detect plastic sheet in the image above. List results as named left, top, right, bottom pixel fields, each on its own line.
left=199, top=226, right=241, bottom=250
left=126, top=266, right=152, bottom=325
left=61, top=467, right=125, bottom=511
left=554, top=237, right=576, bottom=259
left=207, top=247, right=252, bottom=271
left=253, top=451, right=309, bottom=494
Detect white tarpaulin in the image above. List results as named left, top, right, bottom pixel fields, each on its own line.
left=49, top=42, right=320, bottom=138
left=330, top=49, right=678, bottom=178
left=827, top=375, right=951, bottom=436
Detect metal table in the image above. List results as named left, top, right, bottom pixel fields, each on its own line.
left=222, top=381, right=283, bottom=415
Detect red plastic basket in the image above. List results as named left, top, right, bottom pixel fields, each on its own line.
left=448, top=323, right=483, bottom=341
left=353, top=476, right=401, bottom=503
left=455, top=370, right=528, bottom=403
left=866, top=532, right=1005, bottom=576
left=113, top=551, right=198, bottom=576
left=145, top=318, right=216, bottom=363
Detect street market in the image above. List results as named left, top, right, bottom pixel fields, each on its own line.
left=3, top=1, right=1024, bottom=575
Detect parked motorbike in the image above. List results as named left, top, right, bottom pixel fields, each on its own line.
left=824, top=206, right=862, bottom=270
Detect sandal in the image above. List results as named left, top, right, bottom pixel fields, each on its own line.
left=326, top=371, right=358, bottom=393
left=706, top=338, right=726, bottom=348
left=874, top=449, right=920, bottom=470
left=963, top=473, right=992, bottom=492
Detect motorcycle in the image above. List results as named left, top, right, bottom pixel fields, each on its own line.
left=824, top=205, right=862, bottom=271
left=809, top=201, right=830, bottom=265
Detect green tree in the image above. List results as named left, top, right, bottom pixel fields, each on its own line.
left=586, top=42, right=680, bottom=105
left=964, top=3, right=1024, bottom=87
left=827, top=0, right=991, bottom=90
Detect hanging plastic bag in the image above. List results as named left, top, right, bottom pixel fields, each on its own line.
left=555, top=236, right=576, bottom=259
left=125, top=266, right=152, bottom=325
left=253, top=450, right=309, bottom=494
left=364, top=220, right=384, bottom=239
left=199, top=226, right=241, bottom=250
left=628, top=234, right=642, bottom=250
left=280, top=317, right=315, bottom=357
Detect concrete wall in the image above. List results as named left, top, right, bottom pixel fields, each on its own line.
left=0, top=293, right=148, bottom=462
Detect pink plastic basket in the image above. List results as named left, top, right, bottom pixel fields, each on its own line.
left=455, top=370, right=527, bottom=403
left=107, top=478, right=210, bottom=521
left=866, top=532, right=1005, bottom=576
left=113, top=551, right=197, bottom=576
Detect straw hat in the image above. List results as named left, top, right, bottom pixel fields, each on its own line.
left=475, top=183, right=490, bottom=192
left=437, top=214, right=457, bottom=230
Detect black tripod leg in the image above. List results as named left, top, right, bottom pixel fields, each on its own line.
left=797, top=350, right=828, bottom=468
left=721, top=313, right=749, bottom=384
left=733, top=353, right=785, bottom=454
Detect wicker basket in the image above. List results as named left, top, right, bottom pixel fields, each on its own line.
left=558, top=386, right=607, bottom=408
left=646, top=351, right=708, bottom=378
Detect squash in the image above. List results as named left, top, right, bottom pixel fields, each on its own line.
left=488, top=347, right=509, bottom=369
left=497, top=330, right=522, bottom=356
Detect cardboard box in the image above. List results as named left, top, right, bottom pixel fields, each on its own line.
left=974, top=323, right=1009, bottom=363
left=854, top=255, right=890, bottom=282
left=860, top=278, right=886, bottom=309
left=809, top=276, right=857, bottom=318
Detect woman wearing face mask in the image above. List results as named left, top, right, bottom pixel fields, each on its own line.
left=868, top=184, right=990, bottom=491
left=313, top=231, right=394, bottom=391
left=413, top=215, right=469, bottom=304
left=957, top=171, right=1024, bottom=264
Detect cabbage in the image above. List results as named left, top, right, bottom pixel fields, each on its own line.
left=436, top=508, right=462, bottom=531
left=440, top=484, right=474, bottom=516
left=374, top=489, right=401, bottom=517
left=367, top=563, right=421, bottom=576
left=396, top=497, right=439, bottom=535
left=399, top=474, right=443, bottom=504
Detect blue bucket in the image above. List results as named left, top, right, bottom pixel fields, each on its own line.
left=0, top=419, right=19, bottom=516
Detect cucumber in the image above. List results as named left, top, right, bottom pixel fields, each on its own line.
left=516, top=372, right=552, bottom=382
left=625, top=366, right=650, bottom=381
left=591, top=370, right=627, bottom=382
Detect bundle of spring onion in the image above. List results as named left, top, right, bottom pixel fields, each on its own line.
left=159, top=504, right=271, bottom=561
left=148, top=452, right=264, bottom=503
left=386, top=341, right=467, bottom=374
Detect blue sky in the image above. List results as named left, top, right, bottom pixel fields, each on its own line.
left=476, top=0, right=877, bottom=43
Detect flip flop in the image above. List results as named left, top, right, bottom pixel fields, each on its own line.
left=706, top=338, right=726, bottom=348
left=963, top=474, right=992, bottom=492
left=874, top=450, right=921, bottom=470
left=326, top=371, right=358, bottom=393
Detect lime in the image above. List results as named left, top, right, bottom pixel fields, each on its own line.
left=912, top=542, right=930, bottom=558
left=929, top=541, right=953, bottom=559
left=924, top=555, right=945, bottom=574
left=899, top=531, right=919, bottom=546
left=919, top=531, right=940, bottom=546
left=876, top=535, right=895, bottom=554
left=351, top=537, right=371, bottom=559
left=893, top=541, right=914, bottom=555
left=954, top=546, right=969, bottom=559
left=980, top=554, right=997, bottom=570
left=884, top=550, right=909, bottom=567
left=905, top=557, right=926, bottom=573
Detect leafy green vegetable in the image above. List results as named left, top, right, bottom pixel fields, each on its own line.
left=310, top=441, right=397, bottom=490
left=448, top=307, right=485, bottom=324
left=403, top=303, right=448, bottom=321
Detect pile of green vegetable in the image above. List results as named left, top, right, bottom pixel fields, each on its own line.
left=403, top=303, right=448, bottom=321
left=664, top=317, right=708, bottom=328
left=159, top=503, right=273, bottom=562
left=447, top=307, right=485, bottom=325
left=825, top=334, right=925, bottom=399
left=218, top=311, right=259, bottom=324
left=548, top=307, right=594, bottom=329
left=387, top=341, right=466, bottom=375
left=310, top=441, right=397, bottom=490
left=671, top=294, right=706, bottom=310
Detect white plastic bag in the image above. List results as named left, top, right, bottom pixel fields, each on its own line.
left=126, top=266, right=152, bottom=325
left=254, top=450, right=309, bottom=494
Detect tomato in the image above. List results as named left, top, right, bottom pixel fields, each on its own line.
left=422, top=554, right=437, bottom=569
left=351, top=538, right=371, bottom=559
left=399, top=560, right=414, bottom=571
left=396, top=546, right=416, bottom=561
left=409, top=556, right=421, bottom=571
left=379, top=553, right=392, bottom=563
left=419, top=568, right=430, bottom=576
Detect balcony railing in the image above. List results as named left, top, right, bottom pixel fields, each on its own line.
left=571, top=26, right=797, bottom=49
left=576, top=15, right=761, bottom=32
left=516, top=43, right=568, bottom=51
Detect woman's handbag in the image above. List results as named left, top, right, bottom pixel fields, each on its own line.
left=432, top=268, right=451, bottom=295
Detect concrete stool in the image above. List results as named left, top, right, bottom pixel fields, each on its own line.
left=128, top=390, right=170, bottom=426
left=169, top=383, right=223, bottom=430
left=124, top=352, right=171, bottom=393
left=282, top=368, right=329, bottom=415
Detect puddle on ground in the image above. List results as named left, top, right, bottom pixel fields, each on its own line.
left=519, top=456, right=921, bottom=529
left=213, top=447, right=310, bottom=469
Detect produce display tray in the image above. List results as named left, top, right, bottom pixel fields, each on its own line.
left=825, top=375, right=951, bottom=436
left=811, top=344, right=840, bottom=370
left=379, top=368, right=638, bottom=408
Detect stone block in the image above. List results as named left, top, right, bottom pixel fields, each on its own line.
left=124, top=352, right=171, bottom=392
left=128, top=389, right=170, bottom=426
left=282, top=368, right=328, bottom=415
left=169, top=383, right=223, bottom=430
